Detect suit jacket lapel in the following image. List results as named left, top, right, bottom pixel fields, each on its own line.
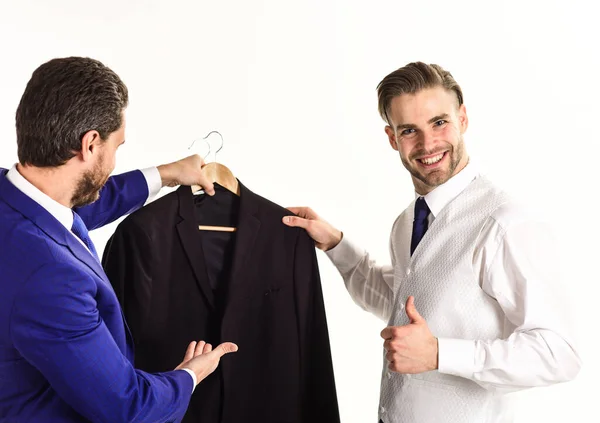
left=176, top=186, right=216, bottom=309
left=0, top=171, right=110, bottom=283
left=175, top=182, right=262, bottom=308
left=64, top=235, right=112, bottom=282
left=227, top=181, right=261, bottom=294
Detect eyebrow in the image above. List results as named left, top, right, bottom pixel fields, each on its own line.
left=395, top=113, right=450, bottom=131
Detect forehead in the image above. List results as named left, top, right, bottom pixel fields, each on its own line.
left=388, top=87, right=457, bottom=125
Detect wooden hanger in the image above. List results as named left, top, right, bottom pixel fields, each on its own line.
left=191, top=162, right=240, bottom=196
left=190, top=131, right=239, bottom=232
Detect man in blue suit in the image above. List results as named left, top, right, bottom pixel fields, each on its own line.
left=0, top=57, right=237, bottom=422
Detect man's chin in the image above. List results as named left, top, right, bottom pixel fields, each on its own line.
left=88, top=191, right=102, bottom=205
left=416, top=168, right=452, bottom=189
left=72, top=191, right=101, bottom=208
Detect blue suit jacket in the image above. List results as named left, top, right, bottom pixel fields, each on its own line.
left=0, top=168, right=193, bottom=423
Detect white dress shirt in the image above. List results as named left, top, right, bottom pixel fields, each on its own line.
left=5, top=164, right=198, bottom=390
left=326, top=161, right=580, bottom=392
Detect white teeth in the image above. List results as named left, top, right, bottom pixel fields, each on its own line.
left=421, top=153, right=444, bottom=165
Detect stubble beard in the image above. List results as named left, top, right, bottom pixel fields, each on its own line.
left=71, top=158, right=110, bottom=208
left=402, top=138, right=465, bottom=191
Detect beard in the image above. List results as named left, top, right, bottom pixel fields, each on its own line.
left=402, top=137, right=466, bottom=190
left=71, top=157, right=110, bottom=208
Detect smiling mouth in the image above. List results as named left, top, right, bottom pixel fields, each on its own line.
left=417, top=151, right=446, bottom=166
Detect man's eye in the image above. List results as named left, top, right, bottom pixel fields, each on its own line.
left=434, top=120, right=447, bottom=126
left=401, top=128, right=416, bottom=136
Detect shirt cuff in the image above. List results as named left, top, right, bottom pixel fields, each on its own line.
left=180, top=368, right=197, bottom=393
left=140, top=167, right=162, bottom=203
left=324, top=234, right=366, bottom=274
left=437, top=338, right=476, bottom=379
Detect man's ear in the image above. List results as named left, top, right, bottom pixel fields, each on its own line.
left=385, top=126, right=399, bottom=151
left=458, top=104, right=469, bottom=134
left=80, top=130, right=101, bottom=162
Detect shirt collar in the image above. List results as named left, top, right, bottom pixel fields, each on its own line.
left=6, top=164, right=74, bottom=230
left=415, top=160, right=480, bottom=218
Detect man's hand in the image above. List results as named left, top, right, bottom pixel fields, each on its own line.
left=381, top=296, right=438, bottom=374
left=157, top=154, right=215, bottom=195
left=282, top=207, right=343, bottom=251
left=175, top=340, right=238, bottom=385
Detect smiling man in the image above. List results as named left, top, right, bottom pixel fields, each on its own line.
left=283, top=62, right=581, bottom=423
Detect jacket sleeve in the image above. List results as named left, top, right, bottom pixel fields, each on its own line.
left=293, top=229, right=341, bottom=423
left=9, top=262, right=192, bottom=423
left=74, top=170, right=149, bottom=230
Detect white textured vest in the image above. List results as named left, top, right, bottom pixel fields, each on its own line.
left=380, top=176, right=513, bottom=423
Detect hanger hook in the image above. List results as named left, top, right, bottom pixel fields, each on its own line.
left=187, top=138, right=211, bottom=157
left=202, top=130, right=224, bottom=160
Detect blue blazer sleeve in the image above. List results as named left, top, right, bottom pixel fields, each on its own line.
left=74, top=170, right=149, bottom=230
left=9, top=263, right=193, bottom=423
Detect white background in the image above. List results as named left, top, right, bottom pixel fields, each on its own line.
left=1, top=1, right=598, bottom=422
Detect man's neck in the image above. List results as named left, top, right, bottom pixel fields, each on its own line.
left=17, top=163, right=76, bottom=208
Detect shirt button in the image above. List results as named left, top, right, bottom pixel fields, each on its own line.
left=406, top=268, right=411, bottom=275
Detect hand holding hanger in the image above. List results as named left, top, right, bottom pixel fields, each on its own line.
left=189, top=131, right=239, bottom=196
left=157, top=154, right=216, bottom=196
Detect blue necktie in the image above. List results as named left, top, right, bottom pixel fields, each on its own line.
left=410, top=197, right=430, bottom=256
left=71, top=211, right=99, bottom=261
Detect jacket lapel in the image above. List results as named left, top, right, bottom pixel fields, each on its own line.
left=175, top=181, right=262, bottom=308
left=64, top=234, right=111, bottom=282
left=227, top=181, right=261, bottom=294
left=176, top=185, right=216, bottom=309
left=0, top=171, right=110, bottom=283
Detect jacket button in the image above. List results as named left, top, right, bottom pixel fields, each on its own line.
left=380, top=406, right=386, bottom=414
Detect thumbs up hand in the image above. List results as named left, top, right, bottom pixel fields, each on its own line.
left=380, top=296, right=438, bottom=374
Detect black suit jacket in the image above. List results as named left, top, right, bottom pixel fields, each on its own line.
left=102, top=181, right=340, bottom=423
